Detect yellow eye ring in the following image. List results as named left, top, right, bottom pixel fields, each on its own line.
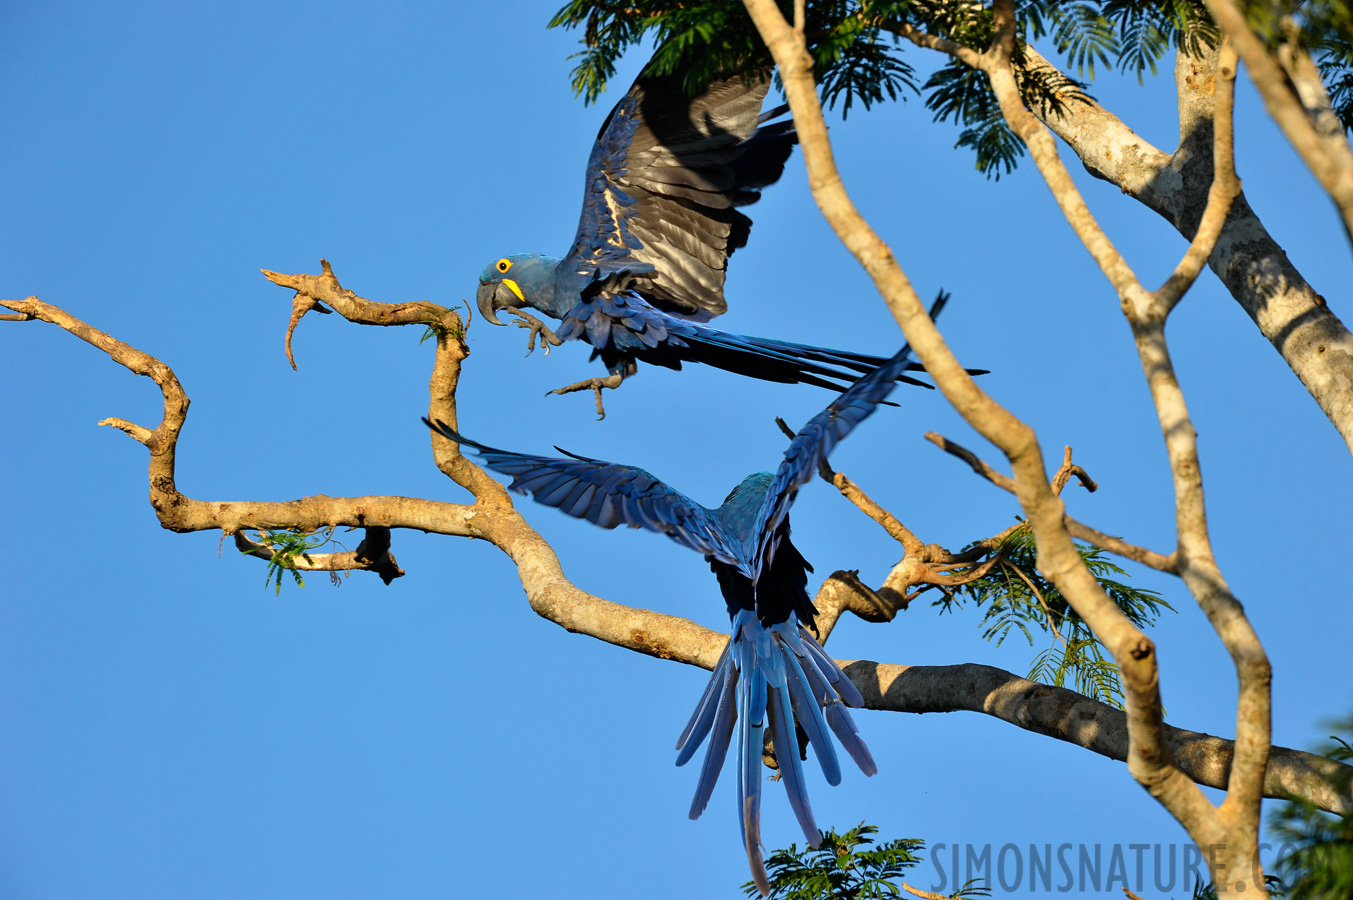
left=496, top=258, right=511, bottom=273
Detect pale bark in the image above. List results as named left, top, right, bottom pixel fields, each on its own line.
left=1202, top=0, right=1353, bottom=242
left=883, top=23, right=1353, bottom=455
left=741, top=0, right=1281, bottom=891
left=5, top=284, right=1345, bottom=824
left=1018, top=41, right=1353, bottom=456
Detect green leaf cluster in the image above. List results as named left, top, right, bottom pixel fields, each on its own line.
left=1270, top=718, right=1353, bottom=899
left=745, top=822, right=984, bottom=899
left=549, top=0, right=918, bottom=114
left=547, top=1, right=1353, bottom=176
left=1247, top=1, right=1353, bottom=134
left=251, top=527, right=336, bottom=596
left=937, top=523, right=1172, bottom=708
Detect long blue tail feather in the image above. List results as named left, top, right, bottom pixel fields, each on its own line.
left=777, top=640, right=842, bottom=786
left=675, top=642, right=731, bottom=762
left=737, top=642, right=769, bottom=895
left=766, top=676, right=818, bottom=844
left=676, top=610, right=873, bottom=895
left=801, top=635, right=866, bottom=708
left=687, top=667, right=738, bottom=820
left=825, top=704, right=878, bottom=777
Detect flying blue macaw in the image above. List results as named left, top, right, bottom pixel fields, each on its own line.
left=475, top=70, right=963, bottom=417
left=425, top=295, right=943, bottom=891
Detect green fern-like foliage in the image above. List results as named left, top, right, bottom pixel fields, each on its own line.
left=816, top=14, right=919, bottom=118
left=1319, top=43, right=1353, bottom=132
left=549, top=0, right=770, bottom=105
left=925, top=62, right=1025, bottom=177
left=745, top=822, right=992, bottom=899
left=1270, top=721, right=1353, bottom=899
left=548, top=0, right=1330, bottom=177
left=250, top=527, right=336, bottom=596
left=937, top=523, right=1172, bottom=708
left=1268, top=0, right=1353, bottom=133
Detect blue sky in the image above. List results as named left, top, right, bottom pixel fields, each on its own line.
left=2, top=2, right=1350, bottom=898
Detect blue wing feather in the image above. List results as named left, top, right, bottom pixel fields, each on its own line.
left=425, top=419, right=741, bottom=563
left=748, top=291, right=954, bottom=585
left=685, top=661, right=738, bottom=821
left=562, top=72, right=795, bottom=318
left=745, top=290, right=954, bottom=583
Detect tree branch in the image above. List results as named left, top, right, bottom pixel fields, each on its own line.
left=1202, top=0, right=1353, bottom=244
left=740, top=0, right=1278, bottom=883
left=849, top=660, right=1351, bottom=816
left=926, top=433, right=1177, bottom=573
left=882, top=27, right=1353, bottom=457
left=234, top=526, right=406, bottom=585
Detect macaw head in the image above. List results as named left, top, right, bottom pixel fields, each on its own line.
left=476, top=253, right=557, bottom=325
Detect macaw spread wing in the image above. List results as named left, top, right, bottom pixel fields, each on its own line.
left=564, top=71, right=796, bottom=317
left=425, top=418, right=741, bottom=564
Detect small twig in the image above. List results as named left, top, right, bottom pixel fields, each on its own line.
left=284, top=292, right=332, bottom=371
left=233, top=526, right=405, bottom=584
left=901, top=882, right=949, bottom=900
left=1007, top=559, right=1070, bottom=650
left=926, top=432, right=1015, bottom=492
left=776, top=416, right=927, bottom=555
left=1052, top=446, right=1098, bottom=495
left=98, top=416, right=153, bottom=445
left=927, top=432, right=1177, bottom=573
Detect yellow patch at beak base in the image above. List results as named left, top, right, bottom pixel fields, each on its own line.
left=502, top=279, right=525, bottom=302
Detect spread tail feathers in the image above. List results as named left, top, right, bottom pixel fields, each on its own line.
left=674, top=610, right=874, bottom=895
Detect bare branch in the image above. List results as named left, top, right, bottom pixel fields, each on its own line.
left=884, top=27, right=1353, bottom=457
left=1051, top=446, right=1099, bottom=496
left=742, top=0, right=1250, bottom=868
left=234, top=527, right=406, bottom=585
left=284, top=290, right=331, bottom=370
left=1153, top=40, right=1242, bottom=315
left=827, top=469, right=927, bottom=556
left=926, top=432, right=1176, bottom=573
left=1203, top=0, right=1353, bottom=243
left=261, top=258, right=444, bottom=327
left=1121, top=37, right=1273, bottom=855
left=849, top=660, right=1349, bottom=814
left=901, top=882, right=948, bottom=900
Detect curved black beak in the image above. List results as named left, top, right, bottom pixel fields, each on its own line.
left=476, top=281, right=524, bottom=327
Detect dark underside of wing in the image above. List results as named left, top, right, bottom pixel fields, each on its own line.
left=566, top=71, right=797, bottom=319
left=709, top=520, right=815, bottom=628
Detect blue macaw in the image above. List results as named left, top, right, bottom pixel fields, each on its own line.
left=425, top=295, right=943, bottom=891
left=476, top=70, right=966, bottom=417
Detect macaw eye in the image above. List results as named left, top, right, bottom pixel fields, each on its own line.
left=496, top=258, right=511, bottom=273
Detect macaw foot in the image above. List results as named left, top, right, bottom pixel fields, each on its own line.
left=547, top=373, right=625, bottom=420
left=506, top=310, right=563, bottom=357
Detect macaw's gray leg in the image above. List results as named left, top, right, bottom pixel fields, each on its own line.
left=547, top=372, right=626, bottom=420
left=506, top=310, right=563, bottom=356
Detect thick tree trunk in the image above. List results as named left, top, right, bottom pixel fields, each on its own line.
left=1020, top=43, right=1353, bottom=455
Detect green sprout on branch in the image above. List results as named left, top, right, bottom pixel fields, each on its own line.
left=251, top=527, right=337, bottom=596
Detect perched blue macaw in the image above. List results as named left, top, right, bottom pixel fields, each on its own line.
left=475, top=70, right=969, bottom=417
left=425, top=295, right=944, bottom=891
